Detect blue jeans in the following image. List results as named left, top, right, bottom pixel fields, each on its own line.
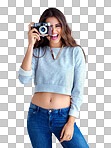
left=27, top=102, right=89, bottom=148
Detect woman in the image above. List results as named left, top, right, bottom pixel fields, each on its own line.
left=18, top=8, right=89, bottom=148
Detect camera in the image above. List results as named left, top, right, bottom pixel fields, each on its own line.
left=31, top=23, right=52, bottom=36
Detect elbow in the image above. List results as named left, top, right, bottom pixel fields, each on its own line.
left=71, top=93, right=83, bottom=107
left=18, top=74, right=32, bottom=84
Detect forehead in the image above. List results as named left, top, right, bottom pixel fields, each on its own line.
left=45, top=17, right=60, bottom=25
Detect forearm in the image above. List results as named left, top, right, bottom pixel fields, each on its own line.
left=67, top=115, right=76, bottom=125
left=21, top=44, right=33, bottom=71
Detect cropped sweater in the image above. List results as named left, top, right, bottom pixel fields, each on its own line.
left=18, top=45, right=86, bottom=118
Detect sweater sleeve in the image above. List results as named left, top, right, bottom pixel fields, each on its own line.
left=68, top=46, right=87, bottom=118
left=18, top=48, right=38, bottom=84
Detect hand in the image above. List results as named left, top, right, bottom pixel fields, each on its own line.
left=59, top=122, right=74, bottom=143
left=28, top=22, right=41, bottom=47
left=28, top=22, right=49, bottom=47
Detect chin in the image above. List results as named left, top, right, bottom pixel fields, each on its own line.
left=47, top=36, right=62, bottom=43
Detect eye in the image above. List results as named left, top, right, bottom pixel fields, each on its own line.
left=56, top=25, right=61, bottom=27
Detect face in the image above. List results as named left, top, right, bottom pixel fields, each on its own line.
left=45, top=17, right=62, bottom=47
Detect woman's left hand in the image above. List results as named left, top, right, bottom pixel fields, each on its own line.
left=59, top=122, right=74, bottom=143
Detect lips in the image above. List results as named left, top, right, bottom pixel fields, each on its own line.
left=51, top=34, right=59, bottom=40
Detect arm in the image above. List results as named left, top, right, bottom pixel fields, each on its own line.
left=68, top=46, right=87, bottom=119
left=18, top=22, right=41, bottom=84
left=18, top=44, right=38, bottom=84
left=21, top=44, right=33, bottom=71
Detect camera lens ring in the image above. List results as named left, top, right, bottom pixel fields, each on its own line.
left=39, top=26, right=47, bottom=35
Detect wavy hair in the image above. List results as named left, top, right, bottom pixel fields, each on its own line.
left=33, top=7, right=87, bottom=63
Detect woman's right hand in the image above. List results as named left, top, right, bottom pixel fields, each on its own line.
left=28, top=22, right=40, bottom=47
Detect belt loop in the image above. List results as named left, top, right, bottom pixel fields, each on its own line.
left=59, top=109, right=61, bottom=114
left=37, top=106, right=39, bottom=112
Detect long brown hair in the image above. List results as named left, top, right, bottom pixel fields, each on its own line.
left=33, top=7, right=87, bottom=63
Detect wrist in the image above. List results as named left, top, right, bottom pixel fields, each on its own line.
left=28, top=44, right=34, bottom=49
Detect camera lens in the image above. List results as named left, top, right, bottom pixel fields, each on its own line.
left=39, top=26, right=47, bottom=35
left=41, top=28, right=45, bottom=32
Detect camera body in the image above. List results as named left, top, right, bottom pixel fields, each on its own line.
left=31, top=23, right=52, bottom=36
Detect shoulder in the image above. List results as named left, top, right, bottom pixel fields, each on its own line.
left=72, top=46, right=86, bottom=65
left=72, top=46, right=84, bottom=58
left=72, top=46, right=83, bottom=54
left=67, top=46, right=83, bottom=54
left=66, top=46, right=84, bottom=57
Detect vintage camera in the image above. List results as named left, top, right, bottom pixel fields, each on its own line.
left=31, top=23, right=52, bottom=36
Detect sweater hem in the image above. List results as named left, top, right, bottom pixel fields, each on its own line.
left=34, top=83, right=71, bottom=96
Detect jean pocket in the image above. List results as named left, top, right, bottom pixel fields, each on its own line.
left=59, top=110, right=69, bottom=118
left=28, top=107, right=37, bottom=117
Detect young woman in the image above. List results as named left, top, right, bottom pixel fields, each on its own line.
left=18, top=7, right=89, bottom=148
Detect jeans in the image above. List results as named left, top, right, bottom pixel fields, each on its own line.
left=27, top=102, right=89, bottom=148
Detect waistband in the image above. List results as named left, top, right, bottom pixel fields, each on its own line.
left=29, top=102, right=71, bottom=114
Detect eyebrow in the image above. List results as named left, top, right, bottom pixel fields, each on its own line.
left=50, top=23, right=61, bottom=27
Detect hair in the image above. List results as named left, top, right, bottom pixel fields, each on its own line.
left=33, top=7, right=87, bottom=63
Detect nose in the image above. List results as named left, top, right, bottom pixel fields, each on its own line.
left=52, top=26, right=56, bottom=33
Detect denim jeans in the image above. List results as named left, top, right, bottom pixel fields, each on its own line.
left=27, top=102, right=89, bottom=148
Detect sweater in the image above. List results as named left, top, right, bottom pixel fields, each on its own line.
left=18, top=45, right=86, bottom=118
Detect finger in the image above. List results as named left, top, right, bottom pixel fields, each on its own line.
left=33, top=34, right=40, bottom=41
left=28, top=22, right=35, bottom=31
left=40, top=34, right=48, bottom=37
left=60, top=138, right=64, bottom=143
left=60, top=136, right=71, bottom=143
left=31, top=28, right=40, bottom=35
left=66, top=135, right=72, bottom=141
left=32, top=33, right=40, bottom=38
left=60, top=128, right=64, bottom=139
left=28, top=31, right=40, bottom=41
left=29, top=32, right=39, bottom=39
left=60, top=135, right=66, bottom=143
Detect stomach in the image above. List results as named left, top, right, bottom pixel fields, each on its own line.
left=31, top=92, right=71, bottom=109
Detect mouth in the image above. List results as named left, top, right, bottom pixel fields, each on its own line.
left=51, top=34, right=59, bottom=40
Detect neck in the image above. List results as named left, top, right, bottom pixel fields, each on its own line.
left=49, top=42, right=63, bottom=48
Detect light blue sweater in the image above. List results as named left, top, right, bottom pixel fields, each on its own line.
left=18, top=45, right=86, bottom=118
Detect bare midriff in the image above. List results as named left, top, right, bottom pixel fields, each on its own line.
left=31, top=92, right=71, bottom=109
